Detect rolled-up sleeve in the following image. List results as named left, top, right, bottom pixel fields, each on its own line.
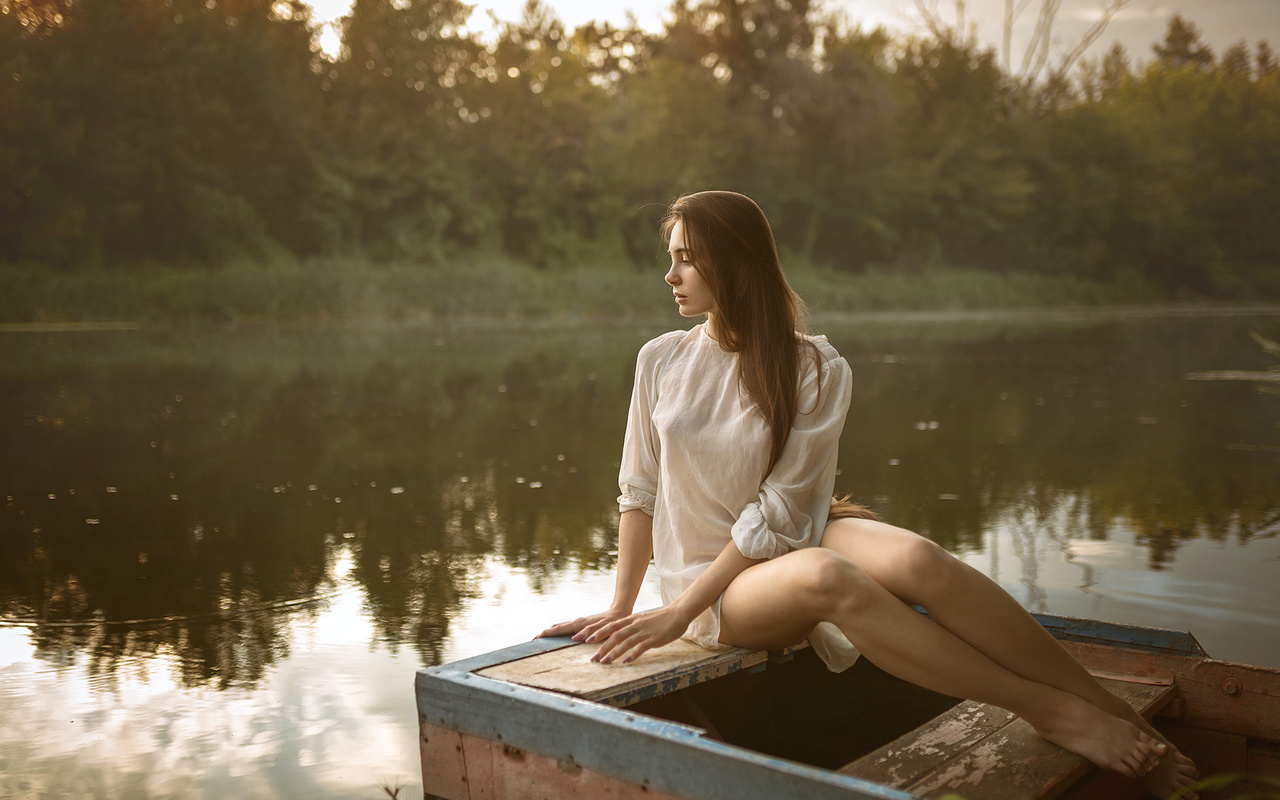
left=731, top=350, right=853, bottom=559
left=617, top=335, right=675, bottom=516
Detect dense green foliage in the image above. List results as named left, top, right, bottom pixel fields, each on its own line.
left=2, top=0, right=1277, bottom=300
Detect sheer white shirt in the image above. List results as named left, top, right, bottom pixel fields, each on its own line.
left=617, top=323, right=861, bottom=671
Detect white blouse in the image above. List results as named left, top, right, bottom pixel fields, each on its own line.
left=617, top=323, right=861, bottom=671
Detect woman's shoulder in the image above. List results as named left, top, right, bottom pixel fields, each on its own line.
left=636, top=327, right=698, bottom=364
left=796, top=333, right=850, bottom=397
left=800, top=332, right=846, bottom=369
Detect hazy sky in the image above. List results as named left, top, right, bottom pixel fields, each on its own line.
left=307, top=0, right=1280, bottom=64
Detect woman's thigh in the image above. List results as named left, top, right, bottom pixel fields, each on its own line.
left=718, top=548, right=842, bottom=650
left=718, top=520, right=953, bottom=649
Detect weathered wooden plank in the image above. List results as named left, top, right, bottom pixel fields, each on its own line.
left=460, top=733, right=495, bottom=800
left=420, top=721, right=470, bottom=800
left=1062, top=641, right=1280, bottom=741
left=909, top=715, right=1088, bottom=800
left=476, top=640, right=769, bottom=707
left=441, top=637, right=579, bottom=674
left=837, top=701, right=1017, bottom=787
left=1106, top=676, right=1177, bottom=714
left=907, top=680, right=1174, bottom=800
left=838, top=678, right=1174, bottom=800
left=458, top=732, right=689, bottom=800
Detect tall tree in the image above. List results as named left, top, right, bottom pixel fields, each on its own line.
left=0, top=0, right=323, bottom=265
left=1153, top=14, right=1214, bottom=69
left=321, top=0, right=482, bottom=260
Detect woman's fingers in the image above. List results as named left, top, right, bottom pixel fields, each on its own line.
left=588, top=618, right=640, bottom=661
left=617, top=637, right=658, bottom=664
left=540, top=613, right=602, bottom=639
left=592, top=631, right=647, bottom=664
left=536, top=619, right=577, bottom=638
left=583, top=617, right=630, bottom=643
left=578, top=617, right=618, bottom=640
left=538, top=610, right=631, bottom=641
left=589, top=612, right=679, bottom=663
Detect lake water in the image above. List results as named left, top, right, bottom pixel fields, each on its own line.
left=2, top=309, right=1279, bottom=799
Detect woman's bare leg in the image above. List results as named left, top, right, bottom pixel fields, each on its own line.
left=718, top=548, right=1165, bottom=779
left=819, top=518, right=1198, bottom=797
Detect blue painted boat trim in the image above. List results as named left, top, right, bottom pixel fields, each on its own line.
left=1032, top=613, right=1208, bottom=657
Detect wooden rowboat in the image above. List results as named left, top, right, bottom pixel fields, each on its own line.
left=415, top=613, right=1280, bottom=799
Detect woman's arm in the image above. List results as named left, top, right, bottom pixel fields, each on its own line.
left=537, top=509, right=655, bottom=638
left=607, top=509, right=655, bottom=615
left=584, top=539, right=762, bottom=664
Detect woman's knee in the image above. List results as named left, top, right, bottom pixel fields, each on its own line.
left=893, top=535, right=964, bottom=603
left=791, top=549, right=873, bottom=615
left=822, top=518, right=962, bottom=603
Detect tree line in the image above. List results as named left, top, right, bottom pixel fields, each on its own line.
left=1, top=0, right=1277, bottom=299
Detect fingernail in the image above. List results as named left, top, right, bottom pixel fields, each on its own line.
left=571, top=634, right=582, bottom=641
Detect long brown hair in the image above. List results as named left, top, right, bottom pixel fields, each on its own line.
left=660, top=191, right=814, bottom=475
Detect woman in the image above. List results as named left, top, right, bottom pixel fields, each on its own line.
left=540, top=191, right=1197, bottom=798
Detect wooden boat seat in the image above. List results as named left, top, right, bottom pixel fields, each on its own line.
left=837, top=674, right=1178, bottom=800
left=476, top=639, right=799, bottom=708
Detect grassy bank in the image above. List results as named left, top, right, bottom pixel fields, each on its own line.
left=1, top=257, right=1166, bottom=325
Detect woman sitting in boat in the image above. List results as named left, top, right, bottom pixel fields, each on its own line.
left=540, top=190, right=1198, bottom=799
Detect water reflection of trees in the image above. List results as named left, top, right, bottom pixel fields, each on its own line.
left=0, top=325, right=653, bottom=687
left=2, top=319, right=1278, bottom=687
left=832, top=319, right=1280, bottom=568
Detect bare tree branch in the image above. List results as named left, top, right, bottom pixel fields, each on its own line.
left=1003, top=0, right=1015, bottom=72
left=1019, top=0, right=1061, bottom=79
left=1027, top=0, right=1064, bottom=81
left=1053, top=0, right=1130, bottom=80
left=921, top=0, right=1124, bottom=84
left=913, top=0, right=951, bottom=41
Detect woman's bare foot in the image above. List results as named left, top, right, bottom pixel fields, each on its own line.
left=1027, top=691, right=1166, bottom=777
left=1091, top=689, right=1200, bottom=797
left=1142, top=748, right=1200, bottom=800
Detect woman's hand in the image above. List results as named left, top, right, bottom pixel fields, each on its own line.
left=583, top=606, right=693, bottom=665
left=536, top=608, right=631, bottom=641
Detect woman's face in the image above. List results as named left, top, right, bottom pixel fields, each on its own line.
left=665, top=219, right=715, bottom=319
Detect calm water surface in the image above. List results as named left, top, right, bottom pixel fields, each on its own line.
left=2, top=310, right=1279, bottom=799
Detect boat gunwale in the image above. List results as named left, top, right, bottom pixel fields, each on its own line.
left=416, top=637, right=917, bottom=800
left=415, top=614, right=1257, bottom=800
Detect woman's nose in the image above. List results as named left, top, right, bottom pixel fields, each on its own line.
left=665, top=266, right=679, bottom=285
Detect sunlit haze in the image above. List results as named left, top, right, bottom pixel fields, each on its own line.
left=303, top=0, right=1280, bottom=62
